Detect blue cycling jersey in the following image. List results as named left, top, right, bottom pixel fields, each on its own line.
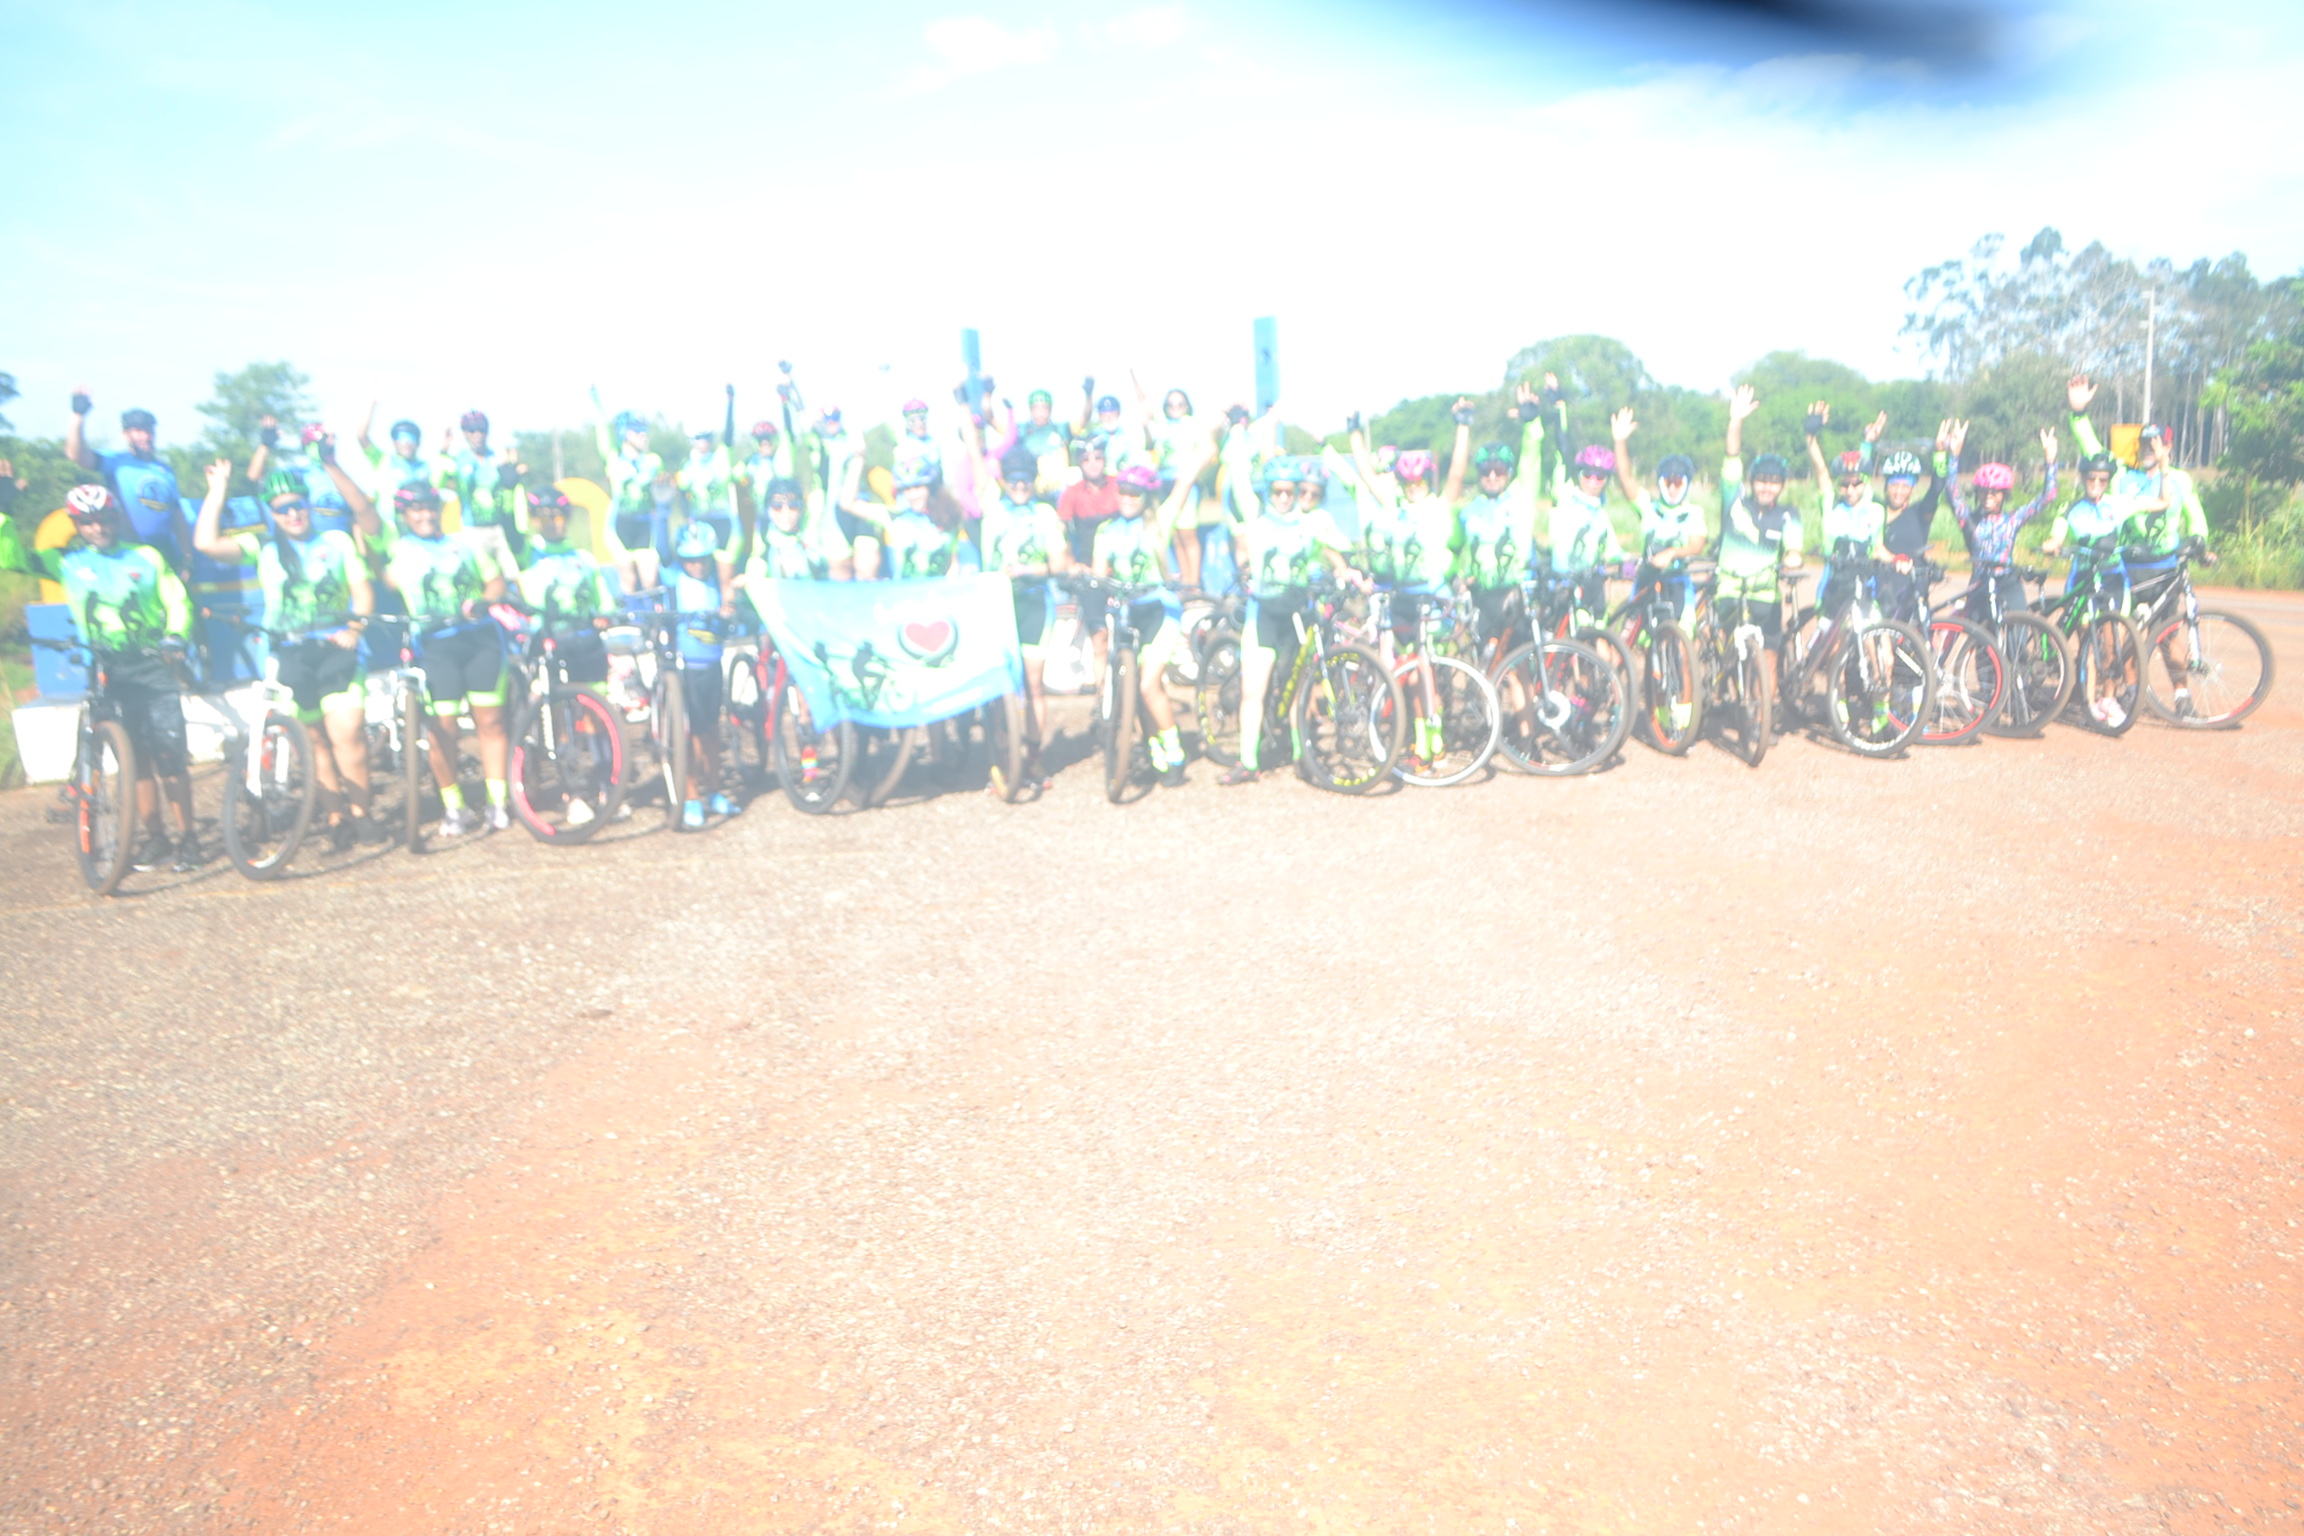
left=666, top=565, right=725, bottom=666
left=99, top=451, right=185, bottom=552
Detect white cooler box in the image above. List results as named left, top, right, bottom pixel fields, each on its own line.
left=10, top=688, right=258, bottom=783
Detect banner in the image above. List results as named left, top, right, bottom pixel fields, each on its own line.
left=755, top=572, right=1023, bottom=729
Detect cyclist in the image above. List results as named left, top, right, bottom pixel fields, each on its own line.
left=740, top=476, right=853, bottom=584
left=862, top=469, right=977, bottom=580
left=1862, top=414, right=1952, bottom=616
left=42, top=484, right=201, bottom=870
left=1609, top=406, right=1707, bottom=626
left=1946, top=420, right=2059, bottom=619
left=1088, top=391, right=1147, bottom=474
left=664, top=521, right=742, bottom=830
left=192, top=454, right=384, bottom=850
left=1718, top=384, right=1805, bottom=699
left=677, top=394, right=741, bottom=581
left=1136, top=381, right=1211, bottom=583
left=1451, top=382, right=1548, bottom=652
left=740, top=405, right=797, bottom=562
left=248, top=421, right=358, bottom=538
left=1214, top=433, right=1359, bottom=786
left=811, top=407, right=878, bottom=579
left=592, top=390, right=667, bottom=593
left=892, top=398, right=943, bottom=490
left=1804, top=406, right=1886, bottom=620
left=1057, top=435, right=1121, bottom=566
left=1017, top=388, right=1074, bottom=482
left=977, top=442, right=1071, bottom=750
left=1092, top=462, right=1202, bottom=787
left=357, top=408, right=436, bottom=514
left=377, top=481, right=510, bottom=836
left=439, top=410, right=527, bottom=572
left=1350, top=419, right=1461, bottom=769
left=66, top=388, right=189, bottom=572
left=515, top=482, right=620, bottom=668
left=1540, top=379, right=1630, bottom=631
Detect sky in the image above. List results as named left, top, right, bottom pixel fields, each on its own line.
left=4, top=0, right=2301, bottom=452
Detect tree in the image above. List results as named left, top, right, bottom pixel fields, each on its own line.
left=1730, top=352, right=1876, bottom=472
left=190, top=361, right=315, bottom=491
left=2205, top=276, right=2304, bottom=531
left=0, top=371, right=16, bottom=432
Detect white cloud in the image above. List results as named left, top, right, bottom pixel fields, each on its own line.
left=1103, top=5, right=1187, bottom=49
left=890, top=16, right=1059, bottom=96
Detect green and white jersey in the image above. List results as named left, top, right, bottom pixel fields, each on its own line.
left=880, top=512, right=971, bottom=580
left=1357, top=488, right=1456, bottom=588
left=362, top=442, right=437, bottom=508
left=228, top=527, right=363, bottom=636
left=378, top=524, right=489, bottom=627
left=2069, top=413, right=2209, bottom=557
left=678, top=443, right=736, bottom=518
left=1240, top=509, right=1342, bottom=596
left=978, top=494, right=1066, bottom=574
left=1092, top=512, right=1171, bottom=587
left=1819, top=496, right=1885, bottom=559
left=516, top=538, right=619, bottom=623
left=46, top=542, right=190, bottom=650
left=1639, top=496, right=1707, bottom=557
left=442, top=447, right=524, bottom=533
left=1546, top=484, right=1626, bottom=571
left=1452, top=416, right=1545, bottom=590
left=1715, top=456, right=1804, bottom=591
left=746, top=520, right=848, bottom=582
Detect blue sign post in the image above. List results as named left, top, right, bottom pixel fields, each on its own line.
left=1253, top=316, right=1279, bottom=418
left=961, top=327, right=986, bottom=416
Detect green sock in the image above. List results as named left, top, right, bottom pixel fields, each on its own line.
left=485, top=778, right=508, bottom=808
left=1158, top=727, right=1181, bottom=763
left=439, top=783, right=465, bottom=814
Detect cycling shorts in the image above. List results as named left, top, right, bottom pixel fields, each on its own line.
left=1715, top=594, right=1783, bottom=642
left=1246, top=588, right=1310, bottom=653
left=418, top=624, right=506, bottom=713
left=1470, top=586, right=1529, bottom=650
left=615, top=512, right=665, bottom=563
left=551, top=629, right=610, bottom=686
left=98, top=651, right=190, bottom=778
left=835, top=508, right=879, bottom=544
left=1013, top=580, right=1050, bottom=652
left=1135, top=600, right=1183, bottom=679
left=1963, top=570, right=2029, bottom=621
left=275, top=637, right=365, bottom=720
left=1557, top=567, right=1609, bottom=627
left=680, top=662, right=721, bottom=734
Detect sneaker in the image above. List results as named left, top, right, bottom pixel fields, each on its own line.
left=2100, top=699, right=2127, bottom=729
left=709, top=793, right=741, bottom=818
left=1217, top=765, right=1259, bottom=786
left=170, top=835, right=206, bottom=873
left=681, top=799, right=705, bottom=831
left=329, top=818, right=356, bottom=853
left=132, top=834, right=172, bottom=872
left=2171, top=687, right=2193, bottom=719
left=563, top=798, right=596, bottom=828
left=437, top=806, right=482, bottom=838
left=486, top=803, right=510, bottom=832
left=1160, top=762, right=1187, bottom=788
left=352, top=811, right=390, bottom=845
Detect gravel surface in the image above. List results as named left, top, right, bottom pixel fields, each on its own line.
left=3, top=591, right=2300, bottom=1535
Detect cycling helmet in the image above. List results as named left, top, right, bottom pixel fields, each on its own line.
left=394, top=481, right=442, bottom=514
left=750, top=419, right=780, bottom=441
left=673, top=521, right=720, bottom=559
left=2138, top=423, right=2167, bottom=446
left=893, top=465, right=936, bottom=490
left=525, top=484, right=573, bottom=517
left=263, top=469, right=308, bottom=504
left=1878, top=450, right=1924, bottom=481
left=901, top=398, right=929, bottom=416
left=1395, top=448, right=1437, bottom=483
left=300, top=423, right=328, bottom=447
left=1472, top=442, right=1518, bottom=474
left=612, top=410, right=647, bottom=437
left=459, top=410, right=489, bottom=434
left=2080, top=452, right=2118, bottom=477
left=998, top=445, right=1039, bottom=484
left=817, top=407, right=844, bottom=428
left=1973, top=462, right=2016, bottom=492
left=1027, top=389, right=1053, bottom=407
left=762, top=476, right=804, bottom=505
left=390, top=418, right=422, bottom=443
left=1656, top=453, right=1696, bottom=482
left=66, top=483, right=121, bottom=519
left=1115, top=464, right=1161, bottom=495
left=1833, top=449, right=1865, bottom=481
left=1749, top=453, right=1790, bottom=482
left=1095, top=394, right=1122, bottom=415
left=1574, top=445, right=1616, bottom=475
left=1257, top=458, right=1303, bottom=492
left=119, top=408, right=156, bottom=433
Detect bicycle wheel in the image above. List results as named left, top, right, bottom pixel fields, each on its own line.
left=656, top=666, right=690, bottom=822
left=1638, top=620, right=1702, bottom=755
left=221, top=711, right=316, bottom=877
left=2142, top=609, right=2273, bottom=727
left=773, top=689, right=856, bottom=813
left=1920, top=617, right=2002, bottom=747
left=1986, top=613, right=2074, bottom=738
left=509, top=688, right=626, bottom=843
left=2072, top=612, right=2143, bottom=736
left=1710, top=637, right=1771, bottom=768
left=1394, top=653, right=1500, bottom=788
left=1293, top=641, right=1403, bottom=793
left=401, top=685, right=428, bottom=852
left=1191, top=628, right=1243, bottom=768
left=725, top=651, right=770, bottom=778
left=1575, top=624, right=1637, bottom=704
left=1827, top=620, right=1935, bottom=758
left=1493, top=639, right=1629, bottom=776
left=75, top=717, right=139, bottom=895
left=862, top=726, right=917, bottom=808
left=1776, top=604, right=1827, bottom=732
left=1103, top=645, right=1141, bottom=802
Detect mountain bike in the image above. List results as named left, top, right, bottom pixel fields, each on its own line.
left=628, top=597, right=738, bottom=828
left=28, top=603, right=143, bottom=895
left=362, top=615, right=449, bottom=852
left=725, top=627, right=858, bottom=812
left=1882, top=556, right=2007, bottom=747
left=1937, top=558, right=2070, bottom=739
left=1608, top=564, right=1701, bottom=755
left=1777, top=550, right=1936, bottom=758
left=1531, top=561, right=1637, bottom=696
left=1684, top=564, right=1770, bottom=767
left=1189, top=580, right=1404, bottom=791
left=1452, top=580, right=1629, bottom=776
left=2034, top=540, right=2145, bottom=736
left=1069, top=574, right=1166, bottom=802
left=198, top=611, right=318, bottom=878
left=496, top=598, right=630, bottom=843
left=1367, top=588, right=1500, bottom=787
left=2128, top=537, right=2274, bottom=728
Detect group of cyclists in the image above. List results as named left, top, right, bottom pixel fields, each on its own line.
left=18, top=364, right=2244, bottom=878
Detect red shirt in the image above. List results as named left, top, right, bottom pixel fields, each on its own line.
left=1058, top=475, right=1119, bottom=524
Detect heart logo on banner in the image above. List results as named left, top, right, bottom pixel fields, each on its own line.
left=898, top=618, right=957, bottom=665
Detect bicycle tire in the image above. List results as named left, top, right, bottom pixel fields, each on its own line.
left=1920, top=617, right=2003, bottom=747
left=401, top=685, right=427, bottom=852
left=1393, top=652, right=1500, bottom=787
left=1293, top=641, right=1403, bottom=793
left=773, top=688, right=856, bottom=813
left=725, top=651, right=770, bottom=777
left=862, top=726, right=917, bottom=808
left=222, top=710, right=316, bottom=878
left=1492, top=638, right=1629, bottom=776
left=1776, top=603, right=1827, bottom=732
left=2142, top=608, right=2274, bottom=727
left=76, top=717, right=139, bottom=895
left=1575, top=624, right=1637, bottom=704
left=509, top=687, right=626, bottom=844
left=1638, top=619, right=1702, bottom=756
left=1104, top=645, right=1140, bottom=803
left=1985, top=613, right=2074, bottom=738
left=2072, top=612, right=2144, bottom=736
left=1191, top=628, right=1243, bottom=768
left=1826, top=619, right=1935, bottom=758
left=981, top=692, right=1031, bottom=804
left=658, top=666, right=690, bottom=823
left=1732, top=643, right=1771, bottom=767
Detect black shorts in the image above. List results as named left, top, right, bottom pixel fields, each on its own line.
left=1013, top=582, right=1049, bottom=647
left=1716, top=595, right=1783, bottom=642
left=417, top=623, right=506, bottom=708
left=1471, top=586, right=1529, bottom=649
left=835, top=507, right=874, bottom=544
left=553, top=628, right=609, bottom=686
left=681, top=663, right=722, bottom=734
left=1251, top=588, right=1310, bottom=650
left=275, top=637, right=363, bottom=717
left=1129, top=598, right=1166, bottom=643
left=98, top=652, right=189, bottom=778
left=615, top=513, right=663, bottom=562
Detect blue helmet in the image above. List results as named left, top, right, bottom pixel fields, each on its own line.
left=673, top=521, right=720, bottom=559
left=612, top=411, right=648, bottom=438
left=1656, top=453, right=1696, bottom=482
left=1095, top=394, right=1122, bottom=415
left=389, top=419, right=421, bottom=443
left=1749, top=453, right=1790, bottom=482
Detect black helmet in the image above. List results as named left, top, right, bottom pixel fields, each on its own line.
left=1749, top=453, right=1790, bottom=482
left=1656, top=453, right=1695, bottom=481
left=2080, top=452, right=2118, bottom=477
left=998, top=445, right=1039, bottom=484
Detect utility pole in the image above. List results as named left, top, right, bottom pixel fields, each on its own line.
left=1252, top=316, right=1279, bottom=418
left=2142, top=288, right=2156, bottom=429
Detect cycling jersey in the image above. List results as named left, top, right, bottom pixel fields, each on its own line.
left=677, top=443, right=737, bottom=520
left=1453, top=417, right=1546, bottom=590
left=2047, top=493, right=2130, bottom=546
left=879, top=512, right=976, bottom=579
left=516, top=538, right=619, bottom=623
left=1950, top=463, right=2058, bottom=567
left=1639, top=496, right=1707, bottom=557
left=746, top=523, right=846, bottom=582
left=442, top=447, right=524, bottom=534
left=741, top=442, right=795, bottom=504
left=665, top=564, right=726, bottom=667
left=892, top=430, right=943, bottom=488
left=2071, top=414, right=2209, bottom=559
left=978, top=493, right=1066, bottom=574
left=1879, top=451, right=1947, bottom=557
left=1357, top=488, right=1456, bottom=588
left=378, top=524, right=489, bottom=630
left=1546, top=483, right=1627, bottom=572
left=44, top=542, right=189, bottom=650
left=1092, top=511, right=1175, bottom=591
left=1716, top=456, right=1804, bottom=597
left=595, top=421, right=665, bottom=546
left=363, top=443, right=436, bottom=508
left=224, top=526, right=363, bottom=637
left=96, top=450, right=186, bottom=555
left=1819, top=496, right=1886, bottom=557
left=1018, top=421, right=1072, bottom=462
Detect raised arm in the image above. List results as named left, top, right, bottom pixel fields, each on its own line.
left=191, top=460, right=241, bottom=561
left=1442, top=397, right=1474, bottom=505
left=1802, top=401, right=1831, bottom=488
left=65, top=386, right=99, bottom=470
left=2065, top=375, right=2106, bottom=460
left=317, top=433, right=380, bottom=538
left=357, top=399, right=380, bottom=459
left=1610, top=406, right=1641, bottom=505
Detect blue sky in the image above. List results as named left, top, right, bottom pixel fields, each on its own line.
left=5, top=0, right=2301, bottom=450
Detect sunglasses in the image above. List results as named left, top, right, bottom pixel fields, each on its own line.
left=1268, top=486, right=1299, bottom=498
left=767, top=495, right=802, bottom=510
left=273, top=497, right=311, bottom=512
left=69, top=512, right=109, bottom=525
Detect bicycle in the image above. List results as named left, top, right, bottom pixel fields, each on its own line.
left=1449, top=579, right=1630, bottom=776
left=1531, top=561, right=1637, bottom=696
left=197, top=611, right=319, bottom=878
left=1938, top=558, right=2071, bottom=740
left=496, top=597, right=631, bottom=843
left=1367, top=588, right=1500, bottom=787
left=1882, top=556, right=2009, bottom=748
left=2128, top=537, right=2275, bottom=728
left=361, top=615, right=451, bottom=851
left=1608, top=564, right=1702, bottom=755
left=628, top=593, right=737, bottom=828
left=723, top=624, right=860, bottom=813
left=1683, top=564, right=1770, bottom=768
left=1189, top=579, right=1405, bottom=792
left=1776, top=549, right=1937, bottom=758
left=1069, top=574, right=1166, bottom=802
left=2034, top=538, right=2146, bottom=736
left=28, top=600, right=146, bottom=895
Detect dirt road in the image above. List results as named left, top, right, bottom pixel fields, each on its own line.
left=3, top=594, right=2300, bottom=1534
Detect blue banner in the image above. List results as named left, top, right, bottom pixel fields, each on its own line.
left=754, top=573, right=1023, bottom=729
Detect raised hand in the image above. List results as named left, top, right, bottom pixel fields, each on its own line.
left=1729, top=384, right=1759, bottom=423
left=1945, top=419, right=1970, bottom=455
left=1935, top=419, right=1951, bottom=451
left=1864, top=411, right=1886, bottom=444
left=1451, top=396, right=1476, bottom=426
left=205, top=459, right=231, bottom=494
left=71, top=386, right=92, bottom=416
left=1610, top=406, right=1637, bottom=442
left=2066, top=375, right=2095, bottom=413
left=2039, top=427, right=2058, bottom=463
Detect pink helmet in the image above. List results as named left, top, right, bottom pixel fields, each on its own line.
left=1574, top=445, right=1615, bottom=475
left=1973, top=463, right=2016, bottom=492
left=901, top=398, right=929, bottom=416
left=1116, top=464, right=1161, bottom=494
left=1394, top=449, right=1436, bottom=483
left=750, top=419, right=780, bottom=441
left=299, top=423, right=328, bottom=446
